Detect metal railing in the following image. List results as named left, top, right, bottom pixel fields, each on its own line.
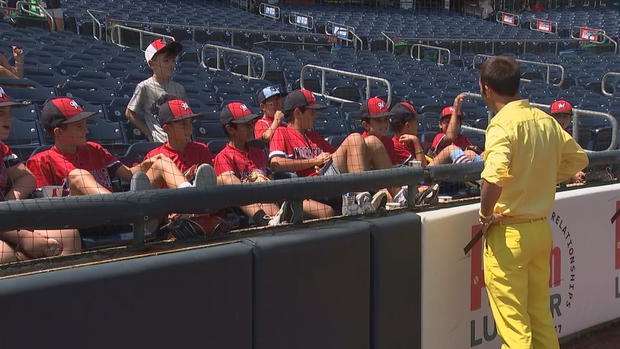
left=379, top=33, right=570, bottom=56
left=381, top=31, right=396, bottom=54
left=259, top=3, right=280, bottom=20
left=109, top=24, right=175, bottom=50
left=15, top=1, right=54, bottom=31
left=200, top=44, right=266, bottom=80
left=529, top=18, right=558, bottom=35
left=103, top=18, right=328, bottom=47
left=87, top=9, right=105, bottom=40
left=570, top=26, right=618, bottom=53
left=496, top=11, right=520, bottom=26
left=300, top=65, right=392, bottom=106
left=410, top=44, right=451, bottom=65
left=472, top=54, right=566, bottom=87
left=463, top=92, right=618, bottom=151
left=289, top=12, right=313, bottom=31
left=602, top=72, right=620, bottom=97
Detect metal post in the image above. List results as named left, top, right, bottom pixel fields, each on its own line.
left=366, top=77, right=371, bottom=100
left=139, top=32, right=143, bottom=51
left=247, top=56, right=251, bottom=78
left=546, top=65, right=551, bottom=84
left=321, top=70, right=326, bottom=94
left=571, top=111, right=579, bottom=143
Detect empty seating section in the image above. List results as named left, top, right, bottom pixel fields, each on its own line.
left=1, top=2, right=619, bottom=158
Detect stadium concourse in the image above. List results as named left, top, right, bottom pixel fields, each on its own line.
left=0, top=0, right=620, bottom=348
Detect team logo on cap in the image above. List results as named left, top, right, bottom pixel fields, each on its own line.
left=240, top=104, right=248, bottom=111
left=69, top=100, right=80, bottom=109
left=181, top=102, right=190, bottom=110
left=377, top=101, right=385, bottom=110
left=557, top=102, right=565, bottom=109
left=0, top=88, right=6, bottom=99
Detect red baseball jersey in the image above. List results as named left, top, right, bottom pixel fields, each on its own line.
left=431, top=133, right=473, bottom=153
left=254, top=116, right=287, bottom=140
left=0, top=141, right=21, bottom=200
left=145, top=142, right=213, bottom=184
left=214, top=143, right=269, bottom=182
left=269, top=125, right=335, bottom=177
left=362, top=131, right=397, bottom=164
left=26, top=142, right=120, bottom=193
left=392, top=135, right=416, bottom=165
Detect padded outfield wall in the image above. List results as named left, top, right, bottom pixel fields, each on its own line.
left=0, top=184, right=619, bottom=348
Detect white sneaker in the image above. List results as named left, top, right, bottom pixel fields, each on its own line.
left=342, top=192, right=361, bottom=216
left=370, top=191, right=388, bottom=212
left=268, top=201, right=291, bottom=226
left=394, top=186, right=408, bottom=207
left=356, top=192, right=375, bottom=214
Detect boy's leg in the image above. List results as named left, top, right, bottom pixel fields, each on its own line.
left=68, top=169, right=112, bottom=195
left=331, top=133, right=367, bottom=174
left=240, top=203, right=280, bottom=219
left=0, top=240, right=18, bottom=263
left=0, top=229, right=62, bottom=259
left=429, top=145, right=469, bottom=165
left=303, top=199, right=335, bottom=219
left=142, top=155, right=188, bottom=188
left=363, top=135, right=393, bottom=171
left=37, top=229, right=81, bottom=255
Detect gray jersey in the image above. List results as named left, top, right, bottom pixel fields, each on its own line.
left=127, top=77, right=187, bottom=142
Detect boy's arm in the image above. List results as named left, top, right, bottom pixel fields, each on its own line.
left=125, top=108, right=153, bottom=142
left=6, top=163, right=36, bottom=200
left=445, top=93, right=466, bottom=143
left=270, top=153, right=330, bottom=173
left=217, top=171, right=242, bottom=185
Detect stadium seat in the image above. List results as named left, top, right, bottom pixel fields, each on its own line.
left=193, top=120, right=227, bottom=142
left=119, top=142, right=163, bottom=167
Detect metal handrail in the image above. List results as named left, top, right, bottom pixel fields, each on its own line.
left=288, top=12, right=314, bottom=31
left=529, top=18, right=558, bottom=35
left=378, top=33, right=570, bottom=56
left=200, top=44, right=266, bottom=80
left=87, top=9, right=105, bottom=40
left=410, top=44, right=451, bottom=65
left=109, top=24, right=175, bottom=50
left=381, top=31, right=396, bottom=54
left=15, top=1, right=54, bottom=31
left=496, top=11, right=520, bottom=26
left=602, top=72, right=620, bottom=97
left=463, top=92, right=618, bottom=151
left=300, top=64, right=392, bottom=106
left=472, top=54, right=565, bottom=87
left=259, top=3, right=280, bottom=20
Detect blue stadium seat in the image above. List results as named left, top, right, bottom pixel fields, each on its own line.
left=119, top=142, right=163, bottom=167
left=193, top=120, right=227, bottom=142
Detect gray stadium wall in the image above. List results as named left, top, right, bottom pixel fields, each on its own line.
left=0, top=212, right=422, bottom=349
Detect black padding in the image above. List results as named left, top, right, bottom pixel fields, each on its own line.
left=365, top=213, right=422, bottom=349
left=249, top=221, right=371, bottom=349
left=0, top=242, right=253, bottom=349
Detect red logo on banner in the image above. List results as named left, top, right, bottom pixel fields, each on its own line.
left=538, top=20, right=552, bottom=33
left=502, top=14, right=515, bottom=25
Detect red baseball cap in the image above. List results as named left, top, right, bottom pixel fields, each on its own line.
left=156, top=98, right=203, bottom=125
left=440, top=106, right=461, bottom=118
left=0, top=87, right=26, bottom=108
left=41, top=97, right=98, bottom=129
left=282, top=89, right=327, bottom=114
left=360, top=97, right=392, bottom=119
left=220, top=102, right=260, bottom=124
left=550, top=100, right=572, bottom=115
left=144, top=38, right=182, bottom=62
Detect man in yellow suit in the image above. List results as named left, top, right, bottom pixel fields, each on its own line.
left=478, top=56, right=588, bottom=349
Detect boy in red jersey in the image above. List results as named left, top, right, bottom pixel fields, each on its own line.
left=269, top=89, right=393, bottom=214
left=27, top=97, right=190, bottom=196
left=255, top=85, right=286, bottom=142
left=0, top=89, right=80, bottom=260
left=144, top=96, right=213, bottom=185
left=549, top=99, right=586, bottom=184
left=216, top=102, right=333, bottom=223
left=359, top=97, right=398, bottom=164
left=388, top=101, right=427, bottom=166
left=429, top=94, right=482, bottom=165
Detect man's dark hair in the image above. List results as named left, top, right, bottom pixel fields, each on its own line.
left=284, top=106, right=305, bottom=120
left=480, top=56, right=521, bottom=97
left=223, top=123, right=237, bottom=137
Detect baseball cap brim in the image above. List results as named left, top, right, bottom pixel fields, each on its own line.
left=60, top=111, right=98, bottom=124
left=230, top=113, right=260, bottom=123
left=304, top=103, right=328, bottom=110
left=259, top=91, right=288, bottom=104
left=363, top=111, right=393, bottom=119
left=164, top=112, right=203, bottom=124
left=0, top=101, right=27, bottom=108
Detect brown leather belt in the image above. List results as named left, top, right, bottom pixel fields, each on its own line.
left=497, top=216, right=546, bottom=225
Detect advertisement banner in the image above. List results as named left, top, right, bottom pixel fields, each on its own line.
left=538, top=19, right=552, bottom=33
left=580, top=27, right=599, bottom=42
left=295, top=15, right=310, bottom=29
left=502, top=14, right=515, bottom=25
left=420, top=184, right=620, bottom=348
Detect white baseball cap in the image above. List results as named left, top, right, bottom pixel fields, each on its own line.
left=144, top=38, right=182, bottom=63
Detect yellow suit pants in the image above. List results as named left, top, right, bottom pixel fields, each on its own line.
left=484, top=219, right=560, bottom=349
